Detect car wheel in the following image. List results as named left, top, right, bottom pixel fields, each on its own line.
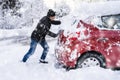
left=76, top=52, right=106, bottom=68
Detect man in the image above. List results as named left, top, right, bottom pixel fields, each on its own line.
left=22, top=9, right=61, bottom=64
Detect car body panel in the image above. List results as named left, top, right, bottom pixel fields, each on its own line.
left=55, top=17, right=120, bottom=68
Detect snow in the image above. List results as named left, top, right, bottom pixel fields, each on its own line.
left=0, top=40, right=120, bottom=80
left=59, top=1, right=120, bottom=35
left=74, top=1, right=120, bottom=17
left=1, top=0, right=120, bottom=80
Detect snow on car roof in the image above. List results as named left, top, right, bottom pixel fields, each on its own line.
left=74, top=1, right=120, bottom=16
left=60, top=1, right=120, bottom=32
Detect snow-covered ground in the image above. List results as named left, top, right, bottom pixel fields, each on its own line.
left=0, top=39, right=120, bottom=80
left=1, top=0, right=120, bottom=80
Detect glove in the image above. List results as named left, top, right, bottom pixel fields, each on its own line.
left=58, top=29, right=64, bottom=34
left=56, top=29, right=64, bottom=37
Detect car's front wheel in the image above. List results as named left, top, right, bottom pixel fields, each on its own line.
left=76, top=52, right=106, bottom=68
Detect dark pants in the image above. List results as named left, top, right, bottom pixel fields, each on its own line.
left=22, top=39, right=49, bottom=62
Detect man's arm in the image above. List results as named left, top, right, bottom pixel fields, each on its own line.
left=47, top=31, right=58, bottom=38
left=51, top=20, right=61, bottom=25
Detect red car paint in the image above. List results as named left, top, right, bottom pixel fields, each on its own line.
left=55, top=20, right=120, bottom=69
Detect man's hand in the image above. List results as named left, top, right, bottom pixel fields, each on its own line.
left=58, top=29, right=64, bottom=35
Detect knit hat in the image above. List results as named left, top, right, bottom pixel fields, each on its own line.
left=47, top=9, right=56, bottom=17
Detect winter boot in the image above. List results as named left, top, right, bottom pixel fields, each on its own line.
left=39, top=59, right=48, bottom=64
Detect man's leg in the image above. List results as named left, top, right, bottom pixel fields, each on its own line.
left=39, top=40, right=49, bottom=63
left=22, top=39, right=37, bottom=62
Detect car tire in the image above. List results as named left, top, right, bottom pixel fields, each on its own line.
left=76, top=52, right=106, bottom=68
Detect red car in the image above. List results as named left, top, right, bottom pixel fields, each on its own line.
left=55, top=14, right=120, bottom=70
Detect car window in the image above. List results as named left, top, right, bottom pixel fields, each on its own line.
left=100, top=14, right=120, bottom=30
